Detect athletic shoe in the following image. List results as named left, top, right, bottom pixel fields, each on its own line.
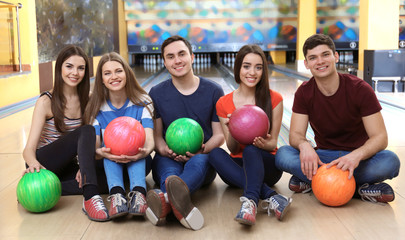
left=234, top=196, right=257, bottom=226
left=289, top=175, right=312, bottom=193
left=107, top=193, right=128, bottom=219
left=145, top=189, right=172, bottom=225
left=128, top=191, right=147, bottom=216
left=263, top=194, right=292, bottom=221
left=358, top=183, right=395, bottom=203
left=82, top=195, right=109, bottom=222
left=165, top=175, right=204, bottom=230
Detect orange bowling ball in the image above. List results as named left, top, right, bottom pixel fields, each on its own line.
left=312, top=165, right=356, bottom=207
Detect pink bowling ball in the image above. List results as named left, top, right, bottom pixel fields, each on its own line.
left=228, top=105, right=270, bottom=145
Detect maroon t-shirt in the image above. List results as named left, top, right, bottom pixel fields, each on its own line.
left=292, top=73, right=382, bottom=151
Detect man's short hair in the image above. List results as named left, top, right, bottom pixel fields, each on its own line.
left=161, top=35, right=193, bottom=60
left=303, top=34, right=336, bottom=58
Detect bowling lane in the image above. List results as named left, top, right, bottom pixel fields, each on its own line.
left=132, top=65, right=165, bottom=85
left=197, top=64, right=237, bottom=94
left=268, top=66, right=405, bottom=148
left=132, top=63, right=238, bottom=94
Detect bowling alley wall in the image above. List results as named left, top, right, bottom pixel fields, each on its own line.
left=124, top=0, right=361, bottom=61
left=0, top=0, right=134, bottom=110
left=125, top=0, right=299, bottom=55
left=0, top=0, right=404, bottom=109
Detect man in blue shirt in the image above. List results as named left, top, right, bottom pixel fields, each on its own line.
left=147, top=35, right=224, bottom=230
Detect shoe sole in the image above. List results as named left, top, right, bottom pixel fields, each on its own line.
left=82, top=208, right=110, bottom=222
left=145, top=207, right=162, bottom=225
left=166, top=176, right=204, bottom=230
left=234, top=217, right=255, bottom=226
left=129, top=211, right=145, bottom=216
left=109, top=211, right=128, bottom=219
left=145, top=190, right=167, bottom=225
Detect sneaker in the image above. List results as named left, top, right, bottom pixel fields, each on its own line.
left=128, top=191, right=147, bottom=216
left=289, top=175, right=312, bottom=193
left=165, top=175, right=204, bottom=230
left=263, top=194, right=292, bottom=221
left=358, top=183, right=395, bottom=203
left=82, top=195, right=109, bottom=222
left=234, top=197, right=257, bottom=226
left=145, top=189, right=172, bottom=226
left=107, top=193, right=128, bottom=219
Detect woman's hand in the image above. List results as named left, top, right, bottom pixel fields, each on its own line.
left=174, top=144, right=205, bottom=162
left=122, top=147, right=149, bottom=162
left=76, top=170, right=82, bottom=188
left=96, top=147, right=129, bottom=163
left=23, top=161, right=46, bottom=175
left=252, top=134, right=271, bottom=149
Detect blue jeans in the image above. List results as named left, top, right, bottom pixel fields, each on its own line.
left=275, top=145, right=400, bottom=186
left=104, top=155, right=152, bottom=192
left=152, top=153, right=216, bottom=194
left=209, top=146, right=282, bottom=205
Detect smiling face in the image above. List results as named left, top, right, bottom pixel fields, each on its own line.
left=163, top=40, right=194, bottom=79
left=239, top=53, right=263, bottom=88
left=102, top=60, right=127, bottom=93
left=61, top=55, right=86, bottom=88
left=304, top=44, right=339, bottom=79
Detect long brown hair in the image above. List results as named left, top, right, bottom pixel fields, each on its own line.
left=233, top=44, right=273, bottom=132
left=83, top=52, right=153, bottom=124
left=52, top=45, right=90, bottom=133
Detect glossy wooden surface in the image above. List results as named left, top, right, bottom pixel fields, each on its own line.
left=1, top=65, right=404, bottom=240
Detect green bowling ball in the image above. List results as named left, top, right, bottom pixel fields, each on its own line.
left=17, top=169, right=61, bottom=213
left=165, top=118, right=204, bottom=156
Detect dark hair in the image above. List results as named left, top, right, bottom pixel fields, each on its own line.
left=52, top=45, right=90, bottom=133
left=83, top=52, right=153, bottom=125
left=234, top=44, right=273, bottom=132
left=303, top=34, right=336, bottom=58
left=161, top=35, right=193, bottom=60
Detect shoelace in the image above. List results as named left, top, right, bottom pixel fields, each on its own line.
left=239, top=196, right=256, bottom=215
left=128, top=191, right=146, bottom=209
left=262, top=196, right=280, bottom=216
left=358, top=183, right=382, bottom=204
left=108, top=193, right=127, bottom=207
left=91, top=196, right=107, bottom=211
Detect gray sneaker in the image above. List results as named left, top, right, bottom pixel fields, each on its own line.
left=128, top=191, right=147, bottom=216
left=358, top=183, right=395, bottom=203
left=289, top=175, right=312, bottom=193
left=234, top=197, right=257, bottom=226
left=107, top=193, right=128, bottom=219
left=263, top=194, right=292, bottom=221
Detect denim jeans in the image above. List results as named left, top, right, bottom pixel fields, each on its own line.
left=152, top=153, right=216, bottom=194
left=104, top=155, right=152, bottom=192
left=209, top=146, right=282, bottom=205
left=275, top=145, right=400, bottom=186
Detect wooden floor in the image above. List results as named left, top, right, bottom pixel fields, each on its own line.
left=1, top=69, right=405, bottom=240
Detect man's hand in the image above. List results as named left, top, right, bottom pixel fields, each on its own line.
left=327, top=152, right=361, bottom=179
left=299, top=142, right=323, bottom=180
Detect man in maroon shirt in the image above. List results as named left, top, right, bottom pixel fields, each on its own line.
left=275, top=34, right=400, bottom=204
